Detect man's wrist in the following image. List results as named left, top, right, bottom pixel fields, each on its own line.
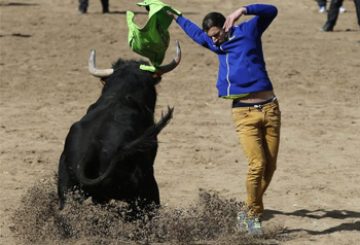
left=241, top=7, right=247, bottom=15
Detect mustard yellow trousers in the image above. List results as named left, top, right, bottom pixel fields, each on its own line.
left=232, top=100, right=281, bottom=217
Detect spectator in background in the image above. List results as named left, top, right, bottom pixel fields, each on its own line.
left=79, top=0, right=109, bottom=14
left=322, top=0, right=360, bottom=31
left=316, top=0, right=346, bottom=13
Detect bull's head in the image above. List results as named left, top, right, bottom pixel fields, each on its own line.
left=88, top=41, right=181, bottom=80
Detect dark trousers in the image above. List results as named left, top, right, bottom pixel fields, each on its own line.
left=317, top=0, right=327, bottom=7
left=323, top=0, right=360, bottom=29
left=355, top=0, right=360, bottom=25
left=79, top=0, right=109, bottom=13
left=325, top=0, right=343, bottom=29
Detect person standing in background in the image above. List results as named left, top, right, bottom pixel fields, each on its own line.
left=321, top=0, right=360, bottom=31
left=79, top=0, right=109, bottom=14
left=316, top=0, right=346, bottom=13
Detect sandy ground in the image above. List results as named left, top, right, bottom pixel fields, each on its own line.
left=1, top=0, right=359, bottom=244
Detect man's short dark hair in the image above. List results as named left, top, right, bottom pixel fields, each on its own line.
left=202, top=12, right=226, bottom=32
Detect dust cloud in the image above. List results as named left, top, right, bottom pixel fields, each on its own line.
left=11, top=178, right=285, bottom=244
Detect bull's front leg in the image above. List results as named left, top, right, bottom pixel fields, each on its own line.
left=57, top=154, right=79, bottom=209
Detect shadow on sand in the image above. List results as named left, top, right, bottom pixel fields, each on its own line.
left=0, top=2, right=39, bottom=7
left=263, top=209, right=360, bottom=235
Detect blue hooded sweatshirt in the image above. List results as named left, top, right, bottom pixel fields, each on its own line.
left=176, top=4, right=278, bottom=98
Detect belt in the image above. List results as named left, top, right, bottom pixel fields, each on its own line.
left=232, top=97, right=277, bottom=109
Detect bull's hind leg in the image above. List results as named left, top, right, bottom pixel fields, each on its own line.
left=125, top=174, right=160, bottom=220
left=140, top=174, right=160, bottom=208
left=147, top=175, right=160, bottom=205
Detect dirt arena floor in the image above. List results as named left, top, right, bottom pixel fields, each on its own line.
left=1, top=0, right=359, bottom=244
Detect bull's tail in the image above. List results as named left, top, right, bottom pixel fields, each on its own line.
left=120, top=106, right=174, bottom=154
left=76, top=106, right=174, bottom=186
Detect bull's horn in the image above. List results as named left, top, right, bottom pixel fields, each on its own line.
left=156, top=40, right=181, bottom=75
left=88, top=49, right=114, bottom=78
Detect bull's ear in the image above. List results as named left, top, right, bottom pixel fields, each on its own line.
left=152, top=73, right=160, bottom=78
left=152, top=73, right=162, bottom=84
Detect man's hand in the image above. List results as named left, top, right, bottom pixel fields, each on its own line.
left=223, top=7, right=247, bottom=32
left=166, top=10, right=178, bottom=20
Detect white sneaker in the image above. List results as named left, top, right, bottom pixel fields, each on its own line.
left=319, top=6, right=326, bottom=13
left=339, top=6, right=346, bottom=14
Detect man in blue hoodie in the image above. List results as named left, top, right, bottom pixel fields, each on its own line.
left=170, top=4, right=280, bottom=235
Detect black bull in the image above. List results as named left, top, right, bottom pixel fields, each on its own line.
left=57, top=43, right=181, bottom=212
